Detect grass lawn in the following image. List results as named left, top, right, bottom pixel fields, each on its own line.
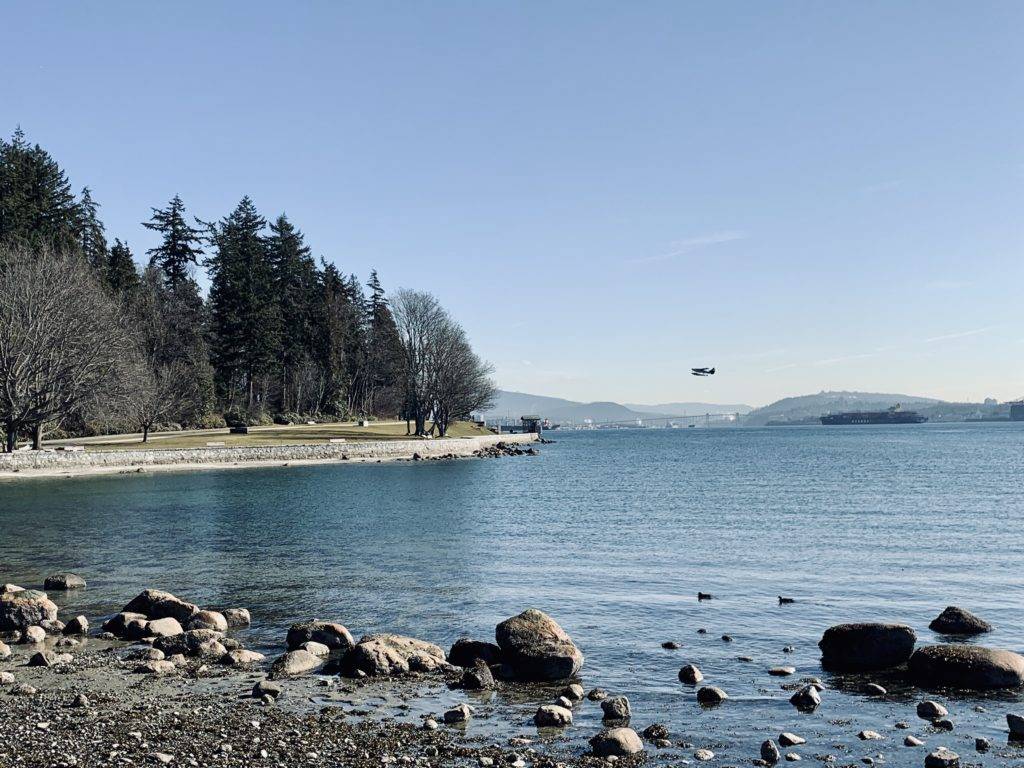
left=47, top=420, right=491, bottom=452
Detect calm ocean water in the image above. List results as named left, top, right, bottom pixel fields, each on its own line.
left=3, top=423, right=1024, bottom=762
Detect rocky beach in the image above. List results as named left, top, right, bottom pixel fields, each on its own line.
left=5, top=575, right=1024, bottom=768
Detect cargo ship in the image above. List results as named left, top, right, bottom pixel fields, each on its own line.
left=820, top=404, right=927, bottom=425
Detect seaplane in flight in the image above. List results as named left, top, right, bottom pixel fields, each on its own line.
left=691, top=367, right=716, bottom=377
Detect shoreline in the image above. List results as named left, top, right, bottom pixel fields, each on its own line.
left=0, top=432, right=539, bottom=481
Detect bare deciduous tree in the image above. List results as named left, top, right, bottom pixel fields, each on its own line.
left=392, top=289, right=496, bottom=437
left=123, top=360, right=195, bottom=442
left=0, top=246, right=136, bottom=450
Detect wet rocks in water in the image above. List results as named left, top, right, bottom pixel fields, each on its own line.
left=587, top=687, right=608, bottom=701
left=601, top=695, right=631, bottom=721
left=122, top=589, right=199, bottom=624
left=188, top=610, right=228, bottom=632
left=863, top=683, right=887, bottom=696
left=769, top=666, right=796, bottom=677
left=222, top=607, right=251, bottom=628
left=448, top=638, right=502, bottom=668
left=300, top=641, right=330, bottom=657
left=761, top=739, right=781, bottom=764
left=975, top=737, right=990, bottom=751
left=928, top=606, right=991, bottom=636
left=589, top=727, right=644, bottom=757
left=696, top=686, right=728, bottom=705
left=642, top=724, right=669, bottom=741
left=269, top=649, right=322, bottom=678
left=908, top=644, right=1024, bottom=689
left=562, top=682, right=585, bottom=701
left=818, top=623, right=916, bottom=671
left=858, top=731, right=883, bottom=741
left=494, top=609, right=583, bottom=681
left=694, top=748, right=715, bottom=761
left=790, top=684, right=822, bottom=710
left=286, top=620, right=355, bottom=651
left=443, top=703, right=473, bottom=724
left=779, top=733, right=806, bottom=747
left=0, top=590, right=58, bottom=632
left=1007, top=713, right=1024, bottom=739
left=679, top=664, right=704, bottom=684
left=458, top=660, right=495, bottom=690
left=63, top=615, right=88, bottom=635
left=534, top=704, right=572, bottom=727
left=344, top=633, right=446, bottom=676
left=917, top=701, right=948, bottom=720
left=932, top=718, right=953, bottom=731
left=43, top=573, right=86, bottom=590
left=662, top=640, right=680, bottom=649
left=924, top=747, right=959, bottom=768
left=905, top=736, right=925, bottom=747
left=721, top=634, right=733, bottom=642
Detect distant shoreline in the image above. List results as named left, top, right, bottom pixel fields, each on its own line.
left=0, top=433, right=538, bottom=481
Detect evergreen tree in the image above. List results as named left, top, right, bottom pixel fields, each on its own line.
left=106, top=239, right=140, bottom=297
left=143, top=194, right=203, bottom=287
left=77, top=186, right=108, bottom=270
left=312, top=261, right=360, bottom=415
left=0, top=128, right=81, bottom=251
left=266, top=214, right=318, bottom=412
left=206, top=197, right=280, bottom=411
left=363, top=270, right=405, bottom=416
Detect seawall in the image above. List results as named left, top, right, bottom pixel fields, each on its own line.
left=0, top=432, right=539, bottom=480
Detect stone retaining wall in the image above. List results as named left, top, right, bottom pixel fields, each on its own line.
left=0, top=433, right=538, bottom=472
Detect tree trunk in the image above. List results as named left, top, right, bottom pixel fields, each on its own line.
left=143, top=425, right=150, bottom=443
left=4, top=426, right=14, bottom=453
left=31, top=423, right=42, bottom=450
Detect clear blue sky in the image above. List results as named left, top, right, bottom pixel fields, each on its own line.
left=4, top=1, right=1021, bottom=406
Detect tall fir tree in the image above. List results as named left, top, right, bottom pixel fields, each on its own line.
left=363, top=270, right=405, bottom=416
left=143, top=194, right=204, bottom=287
left=266, top=214, right=318, bottom=413
left=77, top=186, right=108, bottom=270
left=0, top=128, right=81, bottom=251
left=106, top=238, right=140, bottom=297
left=206, top=197, right=281, bottom=411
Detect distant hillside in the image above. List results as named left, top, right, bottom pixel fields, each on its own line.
left=626, top=401, right=752, bottom=416
left=742, top=390, right=943, bottom=426
left=480, top=390, right=744, bottom=424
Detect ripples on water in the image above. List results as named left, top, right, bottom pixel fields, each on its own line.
left=3, top=423, right=1024, bottom=763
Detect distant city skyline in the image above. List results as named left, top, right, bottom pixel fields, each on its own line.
left=4, top=1, right=1021, bottom=407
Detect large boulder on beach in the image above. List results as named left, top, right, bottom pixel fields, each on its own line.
left=535, top=704, right=573, bottom=727
left=818, top=623, right=916, bottom=671
left=153, top=628, right=224, bottom=657
left=63, top=616, right=88, bottom=636
left=122, top=589, right=199, bottom=624
left=494, top=609, right=583, bottom=681
left=448, top=638, right=502, bottom=668
left=102, top=612, right=147, bottom=638
left=43, top=573, right=86, bottom=591
left=590, top=727, right=644, bottom=757
left=146, top=617, right=184, bottom=638
left=343, top=633, right=446, bottom=677
left=270, top=649, right=322, bottom=678
left=928, top=607, right=992, bottom=635
left=908, top=645, right=1024, bottom=689
left=0, top=590, right=58, bottom=632
left=286, top=620, right=354, bottom=651
left=188, top=610, right=228, bottom=632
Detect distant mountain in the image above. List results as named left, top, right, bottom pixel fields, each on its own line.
left=626, top=402, right=752, bottom=416
left=479, top=390, right=744, bottom=424
left=742, top=390, right=943, bottom=426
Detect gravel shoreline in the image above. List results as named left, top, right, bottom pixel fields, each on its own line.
left=0, top=643, right=630, bottom=768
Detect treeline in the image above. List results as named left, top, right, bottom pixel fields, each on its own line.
left=0, top=128, right=495, bottom=450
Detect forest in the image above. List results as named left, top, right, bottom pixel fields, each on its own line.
left=0, top=128, right=495, bottom=450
